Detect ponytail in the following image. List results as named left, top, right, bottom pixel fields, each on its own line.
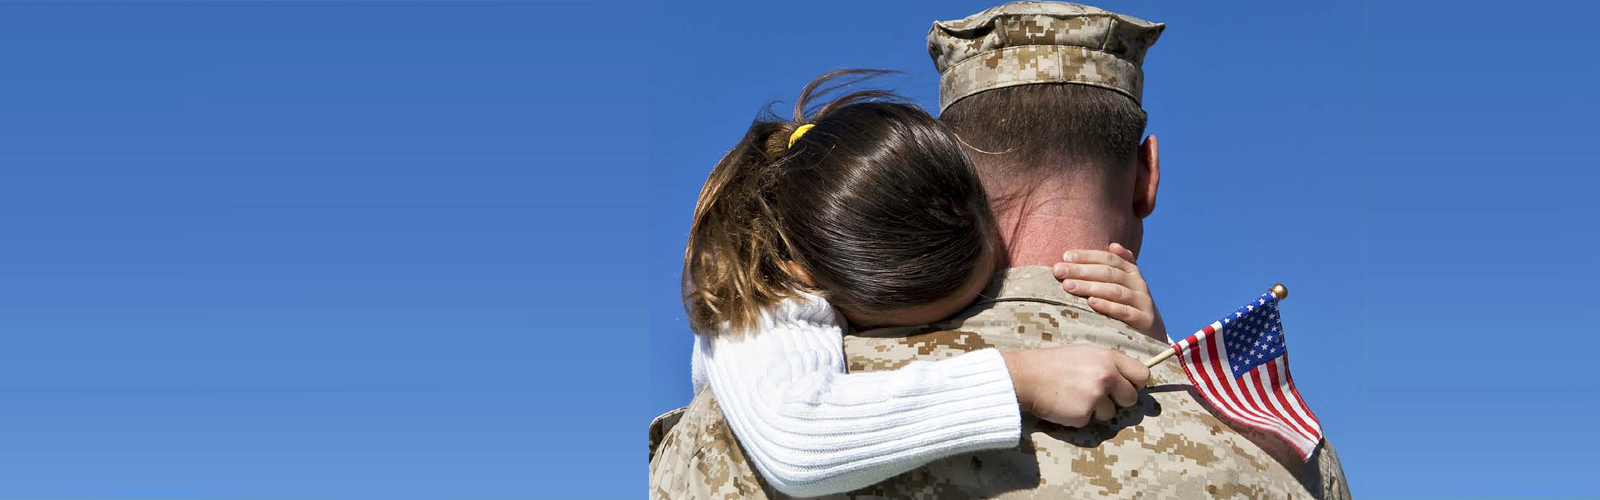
left=682, top=120, right=803, bottom=336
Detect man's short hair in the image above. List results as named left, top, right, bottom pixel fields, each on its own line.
left=939, top=83, right=1147, bottom=187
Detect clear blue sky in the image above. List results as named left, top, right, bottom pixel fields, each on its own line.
left=0, top=2, right=644, bottom=498
left=1, top=1, right=1596, bottom=499
left=647, top=1, right=1600, bottom=498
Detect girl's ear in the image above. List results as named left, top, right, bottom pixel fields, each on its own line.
left=784, top=261, right=817, bottom=287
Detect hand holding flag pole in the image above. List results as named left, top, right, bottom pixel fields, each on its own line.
left=1144, top=283, right=1288, bottom=368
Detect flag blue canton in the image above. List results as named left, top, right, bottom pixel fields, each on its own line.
left=1220, top=292, right=1286, bottom=379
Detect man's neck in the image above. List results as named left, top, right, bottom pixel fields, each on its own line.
left=994, top=194, right=1133, bottom=268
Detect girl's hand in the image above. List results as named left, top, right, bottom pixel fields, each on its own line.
left=1001, top=345, right=1150, bottom=428
left=1052, top=243, right=1167, bottom=340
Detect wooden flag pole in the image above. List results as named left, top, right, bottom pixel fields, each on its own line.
left=1142, top=345, right=1179, bottom=368
left=1143, top=283, right=1289, bottom=368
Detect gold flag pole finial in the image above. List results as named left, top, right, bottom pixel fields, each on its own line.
left=1143, top=283, right=1289, bottom=368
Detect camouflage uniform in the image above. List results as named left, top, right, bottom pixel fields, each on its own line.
left=928, top=1, right=1164, bottom=112
left=650, top=267, right=1350, bottom=499
left=650, top=2, right=1351, bottom=497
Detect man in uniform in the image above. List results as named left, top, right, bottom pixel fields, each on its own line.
left=649, top=2, right=1352, bottom=498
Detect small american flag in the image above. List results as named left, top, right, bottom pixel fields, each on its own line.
left=1171, top=291, right=1323, bottom=459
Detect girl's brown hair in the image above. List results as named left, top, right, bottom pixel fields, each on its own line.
left=683, top=70, right=998, bottom=336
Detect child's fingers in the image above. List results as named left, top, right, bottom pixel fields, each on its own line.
left=1091, top=396, right=1116, bottom=422
left=1055, top=263, right=1138, bottom=291
left=1061, top=249, right=1137, bottom=275
left=1088, top=297, right=1150, bottom=329
left=1111, top=353, right=1152, bottom=389
left=1108, top=372, right=1140, bottom=407
left=1061, top=279, right=1138, bottom=306
left=1108, top=243, right=1137, bottom=263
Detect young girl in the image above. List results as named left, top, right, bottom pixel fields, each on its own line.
left=684, top=71, right=1165, bottom=497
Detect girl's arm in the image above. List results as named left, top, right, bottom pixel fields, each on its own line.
left=697, top=294, right=1020, bottom=497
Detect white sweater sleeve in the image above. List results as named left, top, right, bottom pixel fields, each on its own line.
left=694, top=295, right=1021, bottom=497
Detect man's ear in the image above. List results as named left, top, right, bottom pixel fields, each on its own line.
left=1133, top=134, right=1160, bottom=219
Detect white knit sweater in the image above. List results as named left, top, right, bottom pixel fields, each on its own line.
left=691, top=293, right=1022, bottom=497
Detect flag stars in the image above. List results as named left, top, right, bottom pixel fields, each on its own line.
left=1214, top=296, right=1293, bottom=375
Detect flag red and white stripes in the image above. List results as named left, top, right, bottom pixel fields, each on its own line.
left=1170, top=292, right=1323, bottom=460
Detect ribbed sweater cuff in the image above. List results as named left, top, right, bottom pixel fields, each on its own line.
left=763, top=348, right=1023, bottom=496
left=938, top=347, right=1023, bottom=444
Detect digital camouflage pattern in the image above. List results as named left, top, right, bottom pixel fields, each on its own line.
left=649, top=267, right=1351, bottom=499
left=649, top=406, right=687, bottom=463
left=929, top=1, right=1164, bottom=111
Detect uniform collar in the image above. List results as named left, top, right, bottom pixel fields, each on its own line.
left=980, top=265, right=1096, bottom=313
left=851, top=265, right=1101, bottom=338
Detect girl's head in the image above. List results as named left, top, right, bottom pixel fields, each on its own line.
left=684, top=70, right=1000, bottom=335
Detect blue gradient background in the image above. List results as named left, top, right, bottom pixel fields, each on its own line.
left=647, top=1, right=1600, bottom=499
left=0, top=0, right=1595, bottom=499
left=2, top=2, right=643, bottom=498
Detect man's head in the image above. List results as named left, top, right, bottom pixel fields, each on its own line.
left=928, top=1, right=1163, bottom=265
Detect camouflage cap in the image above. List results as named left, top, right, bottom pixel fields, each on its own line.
left=928, top=1, right=1164, bottom=112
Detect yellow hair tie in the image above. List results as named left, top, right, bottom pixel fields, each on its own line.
left=787, top=123, right=815, bottom=148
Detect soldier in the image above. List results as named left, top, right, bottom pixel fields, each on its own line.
left=650, top=2, right=1351, bottom=498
